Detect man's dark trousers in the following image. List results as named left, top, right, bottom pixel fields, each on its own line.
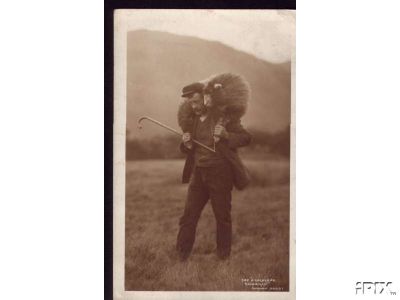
left=176, top=162, right=233, bottom=259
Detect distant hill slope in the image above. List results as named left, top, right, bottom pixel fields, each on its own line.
left=126, top=30, right=291, bottom=138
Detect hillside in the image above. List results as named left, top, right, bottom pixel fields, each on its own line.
left=126, top=30, right=291, bottom=138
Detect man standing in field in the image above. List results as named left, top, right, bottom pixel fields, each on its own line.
left=176, top=75, right=251, bottom=261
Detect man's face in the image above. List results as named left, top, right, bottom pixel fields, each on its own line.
left=203, top=94, right=213, bottom=108
left=187, top=93, right=206, bottom=115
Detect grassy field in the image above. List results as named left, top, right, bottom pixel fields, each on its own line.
left=125, top=158, right=290, bottom=291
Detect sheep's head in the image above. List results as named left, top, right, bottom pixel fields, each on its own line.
left=203, top=73, right=250, bottom=118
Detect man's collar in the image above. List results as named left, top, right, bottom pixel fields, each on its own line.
left=199, top=113, right=208, bottom=122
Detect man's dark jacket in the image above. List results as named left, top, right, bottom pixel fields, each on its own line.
left=180, top=115, right=252, bottom=190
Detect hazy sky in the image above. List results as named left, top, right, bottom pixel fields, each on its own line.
left=118, top=9, right=295, bottom=63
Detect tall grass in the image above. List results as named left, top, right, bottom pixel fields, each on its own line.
left=125, top=159, right=290, bottom=291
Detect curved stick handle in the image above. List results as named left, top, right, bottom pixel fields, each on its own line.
left=138, top=116, right=182, bottom=136
left=137, top=116, right=216, bottom=153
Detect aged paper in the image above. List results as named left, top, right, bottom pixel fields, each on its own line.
left=113, top=9, right=295, bottom=300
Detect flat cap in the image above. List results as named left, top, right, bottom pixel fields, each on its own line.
left=181, top=82, right=204, bottom=97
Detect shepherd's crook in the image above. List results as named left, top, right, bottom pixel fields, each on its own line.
left=137, top=116, right=216, bottom=153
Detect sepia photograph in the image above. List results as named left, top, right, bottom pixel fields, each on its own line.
left=113, top=9, right=295, bottom=299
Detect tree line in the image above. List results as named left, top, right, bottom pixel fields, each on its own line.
left=126, top=126, right=290, bottom=160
